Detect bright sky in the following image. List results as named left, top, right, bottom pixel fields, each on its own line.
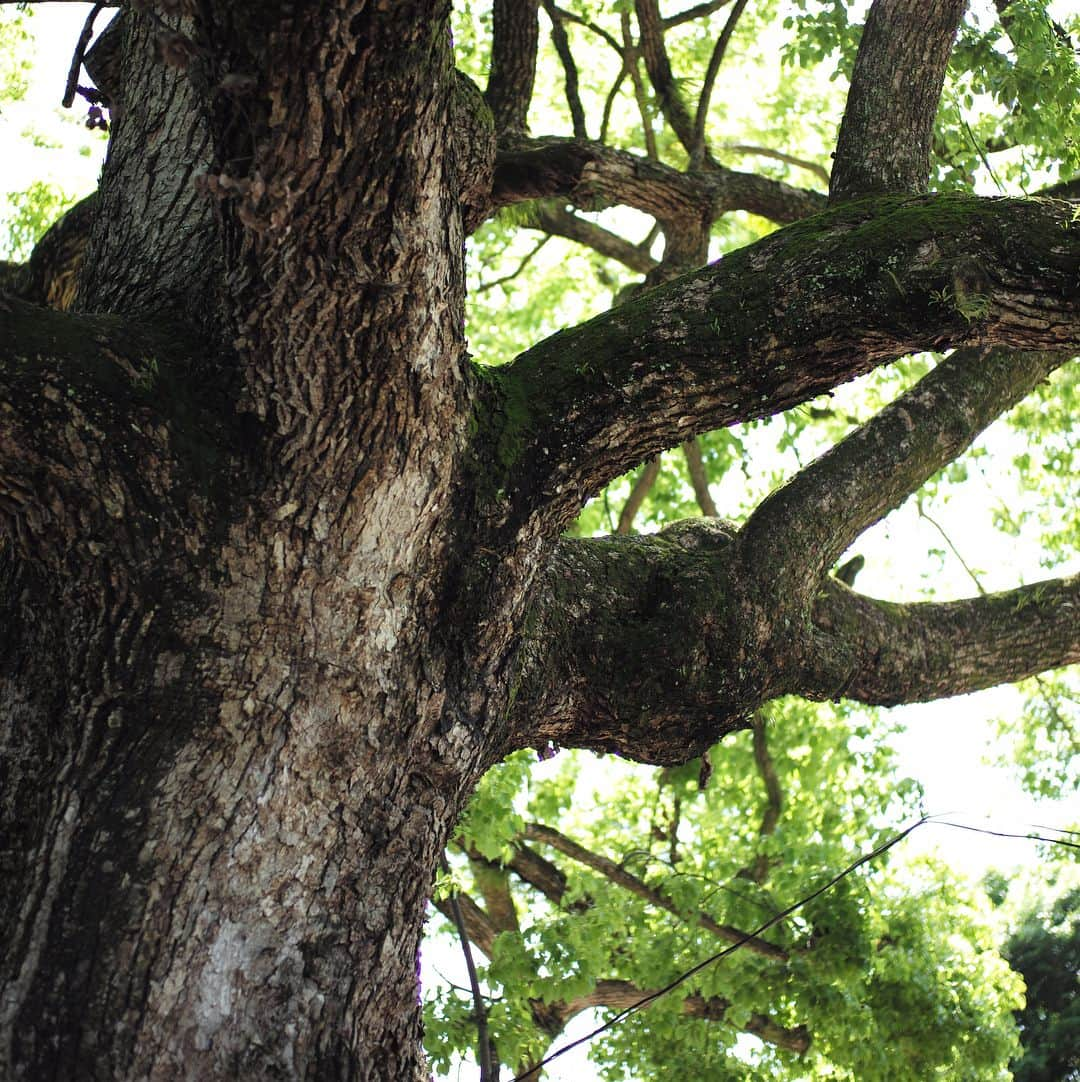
left=2, top=6, right=1076, bottom=1081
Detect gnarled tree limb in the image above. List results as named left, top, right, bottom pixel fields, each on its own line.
left=481, top=193, right=1080, bottom=532
left=512, top=514, right=1080, bottom=764
left=809, top=572, right=1080, bottom=706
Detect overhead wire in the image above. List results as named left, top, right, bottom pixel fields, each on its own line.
left=505, top=813, right=1079, bottom=1081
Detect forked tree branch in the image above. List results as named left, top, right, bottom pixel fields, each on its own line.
left=512, top=518, right=1080, bottom=764
left=831, top=0, right=967, bottom=200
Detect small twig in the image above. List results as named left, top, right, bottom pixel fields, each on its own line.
left=916, top=499, right=986, bottom=595
left=693, top=0, right=750, bottom=161
left=477, top=236, right=551, bottom=294
left=621, top=11, right=659, bottom=161
left=717, top=143, right=831, bottom=185
left=63, top=2, right=106, bottom=109
left=599, top=66, right=628, bottom=144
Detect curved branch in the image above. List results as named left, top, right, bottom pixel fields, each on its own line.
left=809, top=573, right=1080, bottom=706
left=482, top=193, right=1080, bottom=531
left=740, top=348, right=1070, bottom=596
left=524, top=822, right=789, bottom=962
left=831, top=0, right=967, bottom=200
left=531, top=205, right=657, bottom=274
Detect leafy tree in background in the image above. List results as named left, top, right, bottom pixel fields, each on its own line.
left=994, top=881, right=1080, bottom=1082
left=0, top=1, right=1077, bottom=1080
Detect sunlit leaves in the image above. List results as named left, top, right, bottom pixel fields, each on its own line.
left=428, top=701, right=1021, bottom=1077
left=1, top=178, right=76, bottom=260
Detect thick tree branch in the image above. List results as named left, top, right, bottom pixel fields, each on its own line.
left=740, top=348, right=1070, bottom=595
left=523, top=822, right=789, bottom=962
left=0, top=193, right=96, bottom=310
left=491, top=137, right=825, bottom=226
left=831, top=0, right=967, bottom=201
left=486, top=0, right=541, bottom=134
left=810, top=573, right=1080, bottom=706
left=481, top=194, right=1080, bottom=531
left=563, top=979, right=810, bottom=1053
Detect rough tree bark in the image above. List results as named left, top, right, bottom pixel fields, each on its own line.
left=1, top=1, right=1078, bottom=1079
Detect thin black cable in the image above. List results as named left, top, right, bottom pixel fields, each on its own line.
left=440, top=858, right=495, bottom=1082
left=509, top=815, right=931, bottom=1081
left=928, top=820, right=1080, bottom=851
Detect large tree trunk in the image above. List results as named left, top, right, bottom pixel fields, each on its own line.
left=2, top=2, right=1079, bottom=1078
left=0, top=6, right=505, bottom=1079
